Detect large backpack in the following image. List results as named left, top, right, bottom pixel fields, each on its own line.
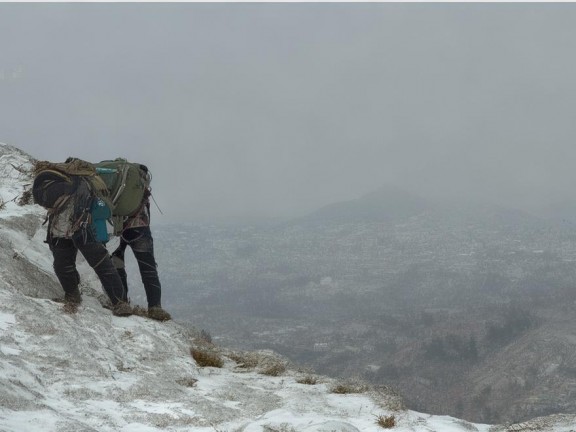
left=93, top=158, right=151, bottom=218
left=32, top=158, right=113, bottom=242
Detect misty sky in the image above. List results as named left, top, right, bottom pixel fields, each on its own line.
left=1, top=3, right=576, bottom=223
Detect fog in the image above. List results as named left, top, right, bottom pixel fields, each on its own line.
left=1, top=3, right=576, bottom=223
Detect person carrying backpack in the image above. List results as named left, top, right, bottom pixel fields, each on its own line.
left=105, top=163, right=171, bottom=322
left=33, top=158, right=132, bottom=316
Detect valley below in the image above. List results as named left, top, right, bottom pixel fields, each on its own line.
left=122, top=197, right=576, bottom=424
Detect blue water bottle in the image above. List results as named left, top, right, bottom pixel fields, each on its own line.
left=90, top=198, right=111, bottom=243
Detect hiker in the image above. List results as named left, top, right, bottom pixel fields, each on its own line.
left=107, top=164, right=172, bottom=321
left=33, top=158, right=132, bottom=316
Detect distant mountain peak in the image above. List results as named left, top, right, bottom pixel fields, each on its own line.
left=300, top=185, right=429, bottom=224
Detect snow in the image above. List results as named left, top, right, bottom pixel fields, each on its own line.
left=0, top=312, right=15, bottom=331
left=0, top=143, right=574, bottom=432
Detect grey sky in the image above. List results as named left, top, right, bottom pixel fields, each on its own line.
left=1, top=3, right=576, bottom=223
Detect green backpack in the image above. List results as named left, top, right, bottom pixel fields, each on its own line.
left=94, top=158, right=151, bottom=228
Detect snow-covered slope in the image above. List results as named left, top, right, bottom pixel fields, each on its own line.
left=0, top=142, right=574, bottom=432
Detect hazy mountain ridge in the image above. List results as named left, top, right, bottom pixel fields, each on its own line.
left=295, top=183, right=548, bottom=231
left=295, top=186, right=430, bottom=225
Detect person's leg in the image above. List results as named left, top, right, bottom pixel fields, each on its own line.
left=50, top=237, right=82, bottom=303
left=122, top=227, right=170, bottom=321
left=111, top=240, right=129, bottom=302
left=123, top=227, right=162, bottom=308
left=76, top=239, right=126, bottom=307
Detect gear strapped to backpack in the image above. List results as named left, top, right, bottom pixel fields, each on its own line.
left=32, top=158, right=113, bottom=242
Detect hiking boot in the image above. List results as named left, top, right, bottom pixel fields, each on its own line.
left=131, top=305, right=149, bottom=317
left=148, top=306, right=171, bottom=321
left=64, top=290, right=82, bottom=305
left=112, top=301, right=133, bottom=317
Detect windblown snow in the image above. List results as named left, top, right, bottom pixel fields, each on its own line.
left=1, top=142, right=576, bottom=432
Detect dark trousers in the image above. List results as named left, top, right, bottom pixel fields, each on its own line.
left=112, top=226, right=162, bottom=308
left=50, top=237, right=125, bottom=305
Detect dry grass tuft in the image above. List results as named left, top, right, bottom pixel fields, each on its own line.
left=296, top=376, right=318, bottom=385
left=260, top=362, right=286, bottom=377
left=228, top=350, right=288, bottom=377
left=191, top=348, right=224, bottom=368
left=17, top=189, right=32, bottom=206
left=228, top=352, right=260, bottom=369
left=375, top=414, right=396, bottom=429
left=330, top=381, right=370, bottom=394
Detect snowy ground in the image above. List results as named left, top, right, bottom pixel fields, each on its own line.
left=0, top=244, right=492, bottom=432
left=0, top=275, right=492, bottom=432
left=2, top=143, right=576, bottom=432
